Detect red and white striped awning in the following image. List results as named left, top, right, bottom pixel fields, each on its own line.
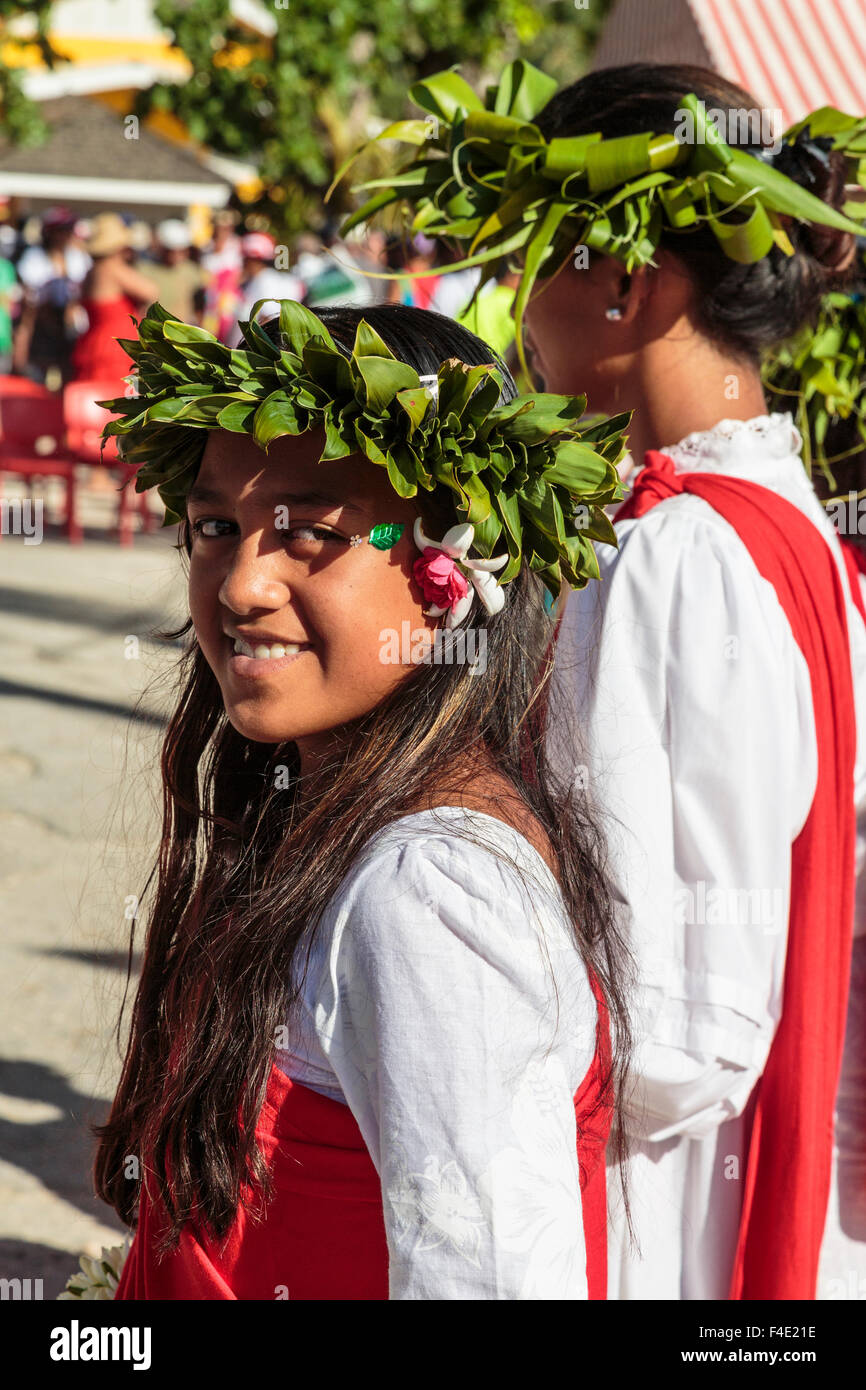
left=690, top=0, right=866, bottom=126
left=593, top=0, right=866, bottom=129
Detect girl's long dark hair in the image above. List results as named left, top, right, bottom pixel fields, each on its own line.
left=94, top=304, right=632, bottom=1246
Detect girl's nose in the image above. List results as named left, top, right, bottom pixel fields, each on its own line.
left=217, top=535, right=291, bottom=615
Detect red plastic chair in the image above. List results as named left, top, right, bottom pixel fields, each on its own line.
left=63, top=380, right=156, bottom=546
left=0, top=376, right=81, bottom=542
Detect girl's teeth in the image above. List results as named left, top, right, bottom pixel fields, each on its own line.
left=233, top=638, right=301, bottom=659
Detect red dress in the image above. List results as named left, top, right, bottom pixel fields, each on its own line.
left=114, top=993, right=612, bottom=1302
left=71, top=296, right=137, bottom=389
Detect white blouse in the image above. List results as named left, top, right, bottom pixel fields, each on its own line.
left=557, top=413, right=866, bottom=1299
left=275, top=806, right=598, bottom=1300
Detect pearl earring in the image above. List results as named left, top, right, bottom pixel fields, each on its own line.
left=605, top=306, right=624, bottom=321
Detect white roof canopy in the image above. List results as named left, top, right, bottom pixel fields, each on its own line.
left=0, top=171, right=231, bottom=207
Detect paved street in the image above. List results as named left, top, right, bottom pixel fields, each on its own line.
left=0, top=486, right=186, bottom=1297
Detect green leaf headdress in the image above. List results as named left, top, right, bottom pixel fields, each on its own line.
left=101, top=298, right=628, bottom=605
left=330, top=58, right=866, bottom=376
left=762, top=264, right=866, bottom=491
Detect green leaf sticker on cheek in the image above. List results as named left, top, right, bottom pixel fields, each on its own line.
left=368, top=522, right=406, bottom=550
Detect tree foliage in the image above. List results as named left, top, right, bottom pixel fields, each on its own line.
left=147, top=0, right=611, bottom=236
left=0, top=1, right=60, bottom=145
left=0, top=0, right=612, bottom=234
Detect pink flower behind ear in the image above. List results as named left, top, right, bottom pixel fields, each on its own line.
left=413, top=547, right=470, bottom=611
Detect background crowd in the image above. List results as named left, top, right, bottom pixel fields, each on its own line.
left=0, top=205, right=518, bottom=397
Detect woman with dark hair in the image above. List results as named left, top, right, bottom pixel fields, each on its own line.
left=524, top=65, right=866, bottom=1304
left=93, top=300, right=632, bottom=1300
left=337, top=61, right=866, bottom=1299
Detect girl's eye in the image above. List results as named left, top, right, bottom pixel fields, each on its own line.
left=189, top=518, right=345, bottom=553
left=191, top=517, right=235, bottom=539
left=283, top=524, right=344, bottom=552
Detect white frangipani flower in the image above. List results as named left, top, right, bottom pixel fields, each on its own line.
left=57, top=1238, right=130, bottom=1300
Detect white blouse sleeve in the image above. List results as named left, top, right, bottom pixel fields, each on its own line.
left=310, top=825, right=597, bottom=1300
left=557, top=498, right=818, bottom=1140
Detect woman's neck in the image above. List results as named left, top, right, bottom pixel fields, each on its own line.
left=295, top=733, right=554, bottom=871
left=619, top=330, right=770, bottom=470
left=295, top=731, right=349, bottom=796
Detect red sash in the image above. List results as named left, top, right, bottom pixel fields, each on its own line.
left=617, top=451, right=857, bottom=1299
left=578, top=977, right=613, bottom=1300
left=115, top=1002, right=612, bottom=1301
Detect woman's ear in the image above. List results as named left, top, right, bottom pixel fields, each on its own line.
left=616, top=266, right=653, bottom=325
left=612, top=253, right=695, bottom=340
left=597, top=254, right=653, bottom=325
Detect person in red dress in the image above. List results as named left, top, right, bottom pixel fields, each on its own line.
left=71, top=214, right=159, bottom=392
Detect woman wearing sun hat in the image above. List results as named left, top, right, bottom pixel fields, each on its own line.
left=71, top=212, right=158, bottom=388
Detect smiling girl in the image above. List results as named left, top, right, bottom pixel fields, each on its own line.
left=94, top=300, right=631, bottom=1300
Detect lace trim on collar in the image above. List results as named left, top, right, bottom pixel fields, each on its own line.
left=663, top=412, right=802, bottom=469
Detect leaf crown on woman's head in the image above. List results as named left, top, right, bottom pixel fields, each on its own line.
left=101, top=298, right=628, bottom=600
left=330, top=58, right=866, bottom=374
left=762, top=276, right=866, bottom=487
